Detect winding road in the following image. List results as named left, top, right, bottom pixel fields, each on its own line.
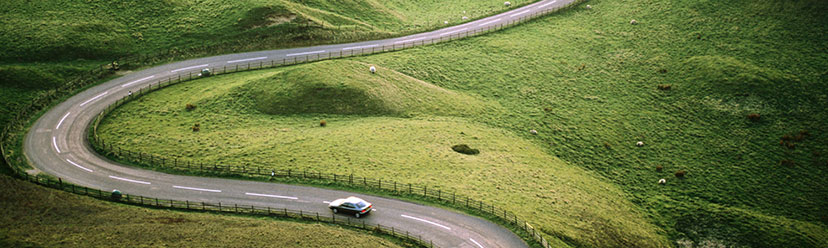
left=24, top=1, right=575, bottom=247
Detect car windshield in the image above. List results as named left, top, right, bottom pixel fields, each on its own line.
left=355, top=201, right=368, bottom=208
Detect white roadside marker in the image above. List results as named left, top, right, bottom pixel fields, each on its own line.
left=79, top=91, right=108, bottom=107
left=52, top=136, right=61, bottom=153
left=400, top=214, right=452, bottom=230
left=109, top=175, right=151, bottom=185
left=470, top=238, right=485, bottom=248
left=121, top=75, right=155, bottom=88
left=66, top=159, right=93, bottom=172
left=227, top=56, right=268, bottom=64
left=285, top=50, right=326, bottom=57
left=56, top=112, right=70, bottom=130
left=173, top=185, right=221, bottom=193
left=245, top=192, right=298, bottom=200
left=171, top=64, right=209, bottom=73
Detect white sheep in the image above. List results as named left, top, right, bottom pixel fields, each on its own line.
left=636, top=141, right=644, bottom=147
left=505, top=1, right=511, bottom=7
left=444, top=21, right=449, bottom=24
left=462, top=16, right=469, bottom=20
left=586, top=5, right=592, bottom=9
left=658, top=178, right=666, bottom=184
left=369, top=66, right=376, bottom=74
left=530, top=129, right=538, bottom=135
left=630, top=19, right=638, bottom=25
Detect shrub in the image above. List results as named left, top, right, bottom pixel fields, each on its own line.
left=186, top=103, right=196, bottom=111
left=658, top=68, right=667, bottom=73
left=747, top=113, right=760, bottom=122
left=657, top=84, right=671, bottom=90
left=320, top=120, right=326, bottom=127
left=192, top=123, right=200, bottom=132
left=675, top=170, right=686, bottom=178
left=785, top=142, right=796, bottom=150
left=603, top=142, right=611, bottom=149
left=781, top=135, right=792, bottom=141
left=780, top=160, right=795, bottom=167
left=451, top=144, right=479, bottom=155
left=799, top=130, right=810, bottom=137
left=656, top=165, right=663, bottom=172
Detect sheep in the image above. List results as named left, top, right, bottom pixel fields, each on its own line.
left=505, top=1, right=511, bottom=7
left=630, top=19, right=638, bottom=25
left=636, top=141, right=644, bottom=147
left=444, top=21, right=449, bottom=25
left=530, top=129, right=538, bottom=135
left=369, top=66, right=376, bottom=74
left=658, top=178, right=666, bottom=184
left=462, top=16, right=469, bottom=20
left=586, top=5, right=592, bottom=9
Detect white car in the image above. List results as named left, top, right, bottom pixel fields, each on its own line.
left=329, top=196, right=373, bottom=218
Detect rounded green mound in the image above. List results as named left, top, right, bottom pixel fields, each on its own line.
left=248, top=60, right=492, bottom=117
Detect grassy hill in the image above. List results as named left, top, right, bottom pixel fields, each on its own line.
left=0, top=174, right=406, bottom=247
left=96, top=0, right=828, bottom=247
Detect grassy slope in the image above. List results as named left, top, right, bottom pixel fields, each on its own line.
left=97, top=0, right=828, bottom=247
left=99, top=60, right=670, bottom=247
left=0, top=175, right=404, bottom=248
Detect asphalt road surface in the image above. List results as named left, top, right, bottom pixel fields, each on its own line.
left=24, top=1, right=575, bottom=247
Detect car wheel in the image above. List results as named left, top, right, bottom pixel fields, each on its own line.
left=355, top=213, right=360, bottom=218
left=332, top=208, right=338, bottom=213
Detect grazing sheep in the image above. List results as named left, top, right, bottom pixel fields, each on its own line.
left=530, top=129, right=538, bottom=135
left=586, top=5, right=592, bottom=9
left=658, top=178, right=666, bottom=184
left=369, top=66, right=376, bottom=74
left=444, top=21, right=449, bottom=24
left=505, top=1, right=511, bottom=7
left=630, top=19, right=638, bottom=25
left=636, top=141, right=644, bottom=147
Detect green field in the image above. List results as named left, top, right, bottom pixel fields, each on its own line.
left=0, top=175, right=406, bottom=247
left=97, top=0, right=828, bottom=247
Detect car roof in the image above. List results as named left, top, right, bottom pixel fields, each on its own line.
left=344, top=196, right=368, bottom=204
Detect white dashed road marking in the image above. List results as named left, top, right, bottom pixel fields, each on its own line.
left=52, top=136, right=61, bottom=153
left=510, top=9, right=531, bottom=17
left=109, top=175, right=151, bottom=185
left=342, top=44, right=378, bottom=51
left=477, top=18, right=502, bottom=27
left=245, top=192, right=298, bottom=200
left=171, top=64, right=209, bottom=73
left=121, top=75, right=155, bottom=88
left=56, top=112, right=70, bottom=130
left=440, top=28, right=468, bottom=36
left=227, top=57, right=268, bottom=64
left=538, top=0, right=558, bottom=8
left=286, top=50, right=326, bottom=57
left=79, top=91, right=108, bottom=107
left=173, top=185, right=221, bottom=193
left=400, top=214, right=452, bottom=230
left=395, top=37, right=427, bottom=44
left=66, top=159, right=93, bottom=172
left=470, top=238, right=485, bottom=248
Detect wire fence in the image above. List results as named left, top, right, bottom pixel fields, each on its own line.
left=8, top=169, right=435, bottom=248
left=3, top=2, right=586, bottom=248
